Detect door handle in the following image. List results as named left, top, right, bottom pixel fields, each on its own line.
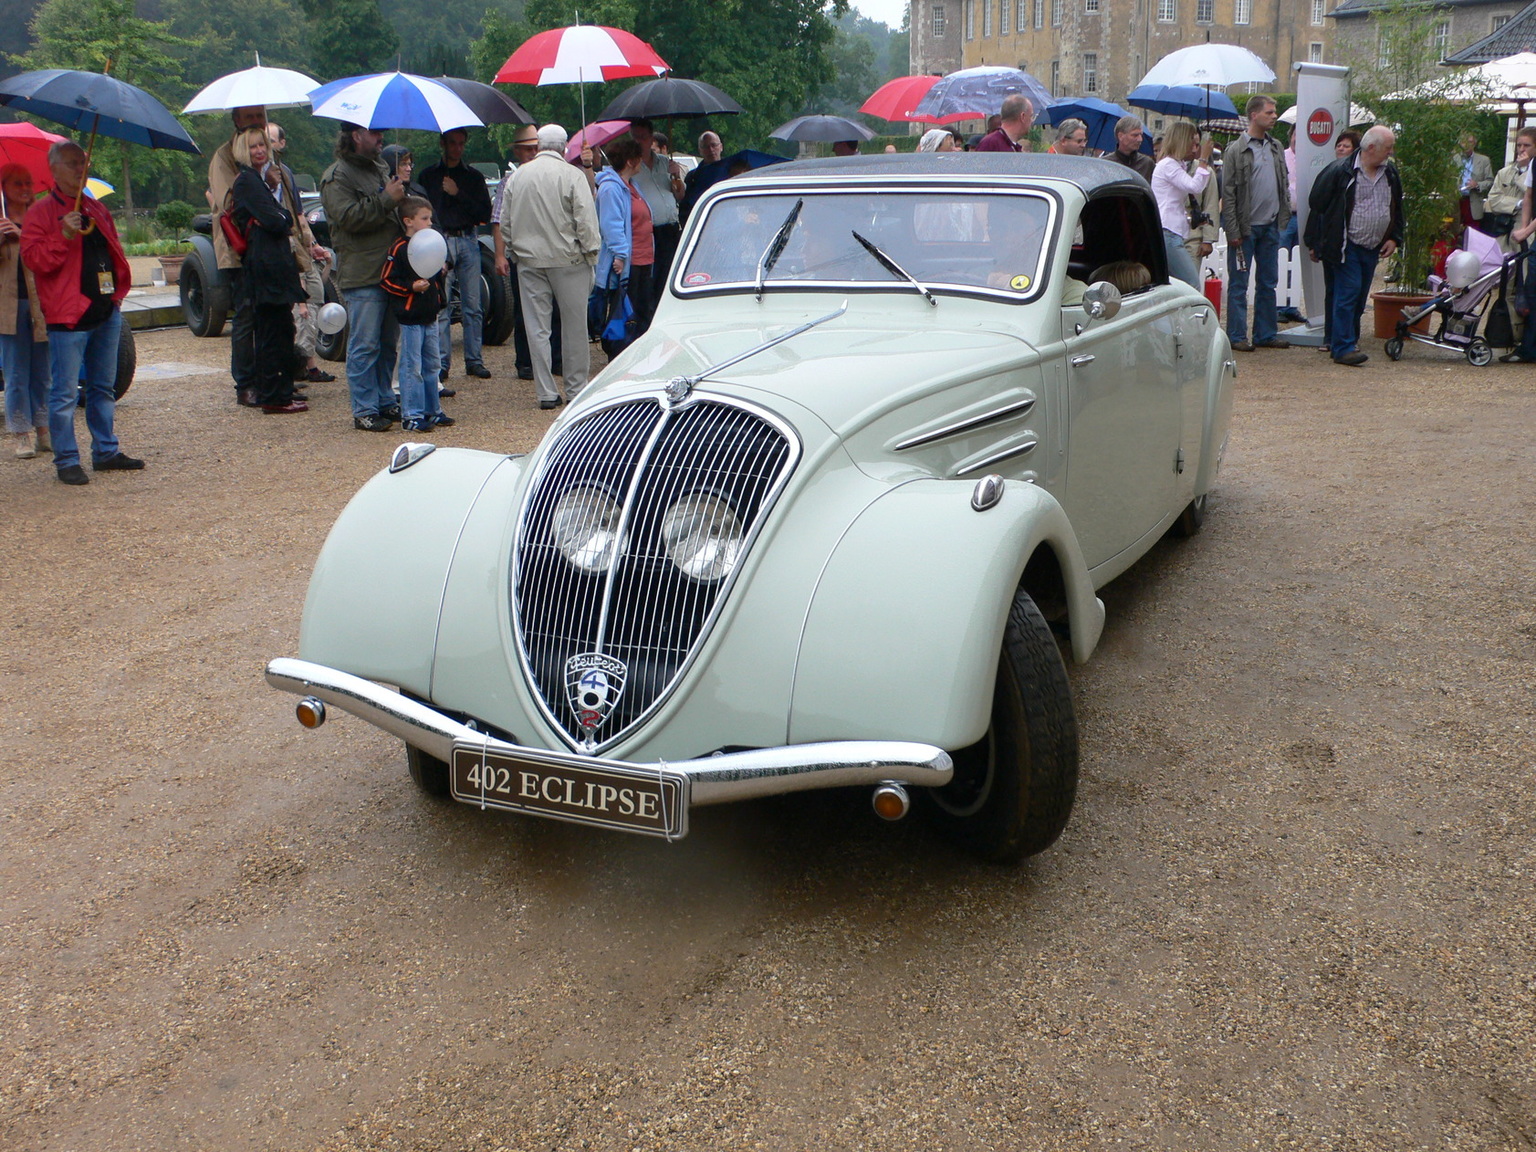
left=1070, top=354, right=1095, bottom=365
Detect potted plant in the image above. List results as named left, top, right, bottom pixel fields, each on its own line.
left=153, top=200, right=195, bottom=284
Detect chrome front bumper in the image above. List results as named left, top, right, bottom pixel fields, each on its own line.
left=265, top=657, right=953, bottom=806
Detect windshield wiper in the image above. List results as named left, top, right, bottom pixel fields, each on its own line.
left=851, top=230, right=936, bottom=307
left=755, top=198, right=803, bottom=301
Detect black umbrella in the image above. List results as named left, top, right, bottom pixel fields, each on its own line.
left=0, top=69, right=199, bottom=153
left=432, top=77, right=534, bottom=125
left=769, top=114, right=876, bottom=143
left=598, top=77, right=742, bottom=121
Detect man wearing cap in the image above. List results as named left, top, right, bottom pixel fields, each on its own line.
left=501, top=124, right=600, bottom=409
left=420, top=128, right=494, bottom=380
left=208, top=105, right=267, bottom=406
left=320, top=121, right=405, bottom=431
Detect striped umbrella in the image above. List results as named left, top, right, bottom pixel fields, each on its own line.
left=495, top=24, right=669, bottom=125
left=308, top=71, right=483, bottom=132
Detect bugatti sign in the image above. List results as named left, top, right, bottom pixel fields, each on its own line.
left=1307, top=107, right=1335, bottom=147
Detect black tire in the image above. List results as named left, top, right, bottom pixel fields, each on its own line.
left=1467, top=336, right=1493, bottom=367
left=180, top=252, right=229, bottom=337
left=921, top=589, right=1078, bottom=862
left=407, top=744, right=451, bottom=797
left=316, top=276, right=347, bottom=362
left=480, top=245, right=513, bottom=347
left=1384, top=336, right=1404, bottom=361
left=114, top=322, right=135, bottom=400
left=1171, top=492, right=1206, bottom=538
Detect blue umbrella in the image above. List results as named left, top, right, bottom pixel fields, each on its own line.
left=309, top=71, right=483, bottom=132
left=913, top=66, right=1054, bottom=123
left=0, top=69, right=199, bottom=153
left=1047, top=96, right=1147, bottom=155
left=1128, top=84, right=1239, bottom=122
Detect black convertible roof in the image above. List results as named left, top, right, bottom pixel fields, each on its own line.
left=735, top=152, right=1151, bottom=196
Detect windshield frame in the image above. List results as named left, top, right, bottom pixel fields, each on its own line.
left=671, top=176, right=1064, bottom=306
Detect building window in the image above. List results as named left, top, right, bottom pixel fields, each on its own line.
left=1434, top=19, right=1450, bottom=55
left=1377, top=33, right=1391, bottom=68
left=1494, top=14, right=1513, bottom=33
left=1233, top=0, right=1250, bottom=24
left=1083, top=52, right=1098, bottom=92
left=1309, top=41, right=1323, bottom=63
left=1018, top=0, right=1027, bottom=27
left=966, top=0, right=974, bottom=39
left=1001, top=0, right=1010, bottom=34
left=1157, top=0, right=1176, bottom=23
left=1311, top=0, right=1325, bottom=24
left=1085, top=0, right=1099, bottom=12
left=933, top=3, right=947, bottom=35
left=1051, top=0, right=1063, bottom=25
left=1051, top=59, right=1060, bottom=93
left=1034, top=0, right=1044, bottom=28
left=1196, top=0, right=1213, bottom=22
left=983, top=0, right=993, bottom=36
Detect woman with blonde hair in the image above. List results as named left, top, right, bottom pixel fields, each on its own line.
left=231, top=126, right=307, bottom=412
left=1149, top=120, right=1213, bottom=288
left=0, top=162, right=49, bottom=457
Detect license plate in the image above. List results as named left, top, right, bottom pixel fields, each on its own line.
left=450, top=744, right=688, bottom=839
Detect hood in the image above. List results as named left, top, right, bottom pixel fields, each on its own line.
left=380, top=144, right=411, bottom=179
left=595, top=166, right=628, bottom=193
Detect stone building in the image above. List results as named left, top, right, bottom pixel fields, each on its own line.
left=1329, top=0, right=1529, bottom=67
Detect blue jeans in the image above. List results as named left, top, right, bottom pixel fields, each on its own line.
left=397, top=321, right=443, bottom=422
left=1331, top=241, right=1380, bottom=360
left=1227, top=221, right=1281, bottom=344
left=437, top=233, right=483, bottom=373
left=342, top=285, right=398, bottom=418
left=1164, top=229, right=1200, bottom=288
left=2, top=298, right=50, bottom=433
left=47, top=307, right=121, bottom=469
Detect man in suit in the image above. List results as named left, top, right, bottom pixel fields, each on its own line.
left=1458, top=133, right=1494, bottom=234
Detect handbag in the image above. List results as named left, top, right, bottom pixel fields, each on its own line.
left=219, top=210, right=249, bottom=258
left=600, top=286, right=636, bottom=359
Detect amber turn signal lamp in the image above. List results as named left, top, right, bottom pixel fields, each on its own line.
left=871, top=781, right=910, bottom=821
left=296, top=697, right=327, bottom=729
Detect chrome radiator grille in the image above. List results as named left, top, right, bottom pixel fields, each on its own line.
left=512, top=396, right=797, bottom=751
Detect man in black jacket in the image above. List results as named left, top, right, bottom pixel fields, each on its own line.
left=1305, top=126, right=1403, bottom=367
left=420, top=129, right=493, bottom=380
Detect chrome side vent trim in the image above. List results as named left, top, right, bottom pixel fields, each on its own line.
left=892, top=394, right=1037, bottom=452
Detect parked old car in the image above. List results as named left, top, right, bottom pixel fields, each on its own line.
left=268, top=154, right=1235, bottom=861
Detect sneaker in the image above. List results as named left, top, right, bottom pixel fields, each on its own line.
left=1333, top=351, right=1369, bottom=366
left=378, top=404, right=402, bottom=423
left=1256, top=337, right=1291, bottom=349
left=57, top=464, right=89, bottom=485
left=354, top=414, right=394, bottom=432
left=438, top=385, right=457, bottom=398
left=305, top=367, right=337, bottom=383
left=93, top=452, right=145, bottom=471
left=400, top=417, right=433, bottom=432
left=1231, top=340, right=1254, bottom=352
left=33, top=425, right=49, bottom=453
left=429, top=411, right=456, bottom=428
left=465, top=364, right=492, bottom=379
left=13, top=431, right=35, bottom=459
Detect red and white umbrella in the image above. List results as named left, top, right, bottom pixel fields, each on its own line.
left=495, top=25, right=668, bottom=87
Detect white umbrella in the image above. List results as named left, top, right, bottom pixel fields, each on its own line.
left=1279, top=103, right=1374, bottom=126
left=1138, top=44, right=1276, bottom=90
left=183, top=56, right=321, bottom=114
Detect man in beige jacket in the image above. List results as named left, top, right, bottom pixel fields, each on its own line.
left=501, top=124, right=600, bottom=409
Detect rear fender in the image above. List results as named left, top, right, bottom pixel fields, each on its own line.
left=789, top=477, right=1103, bottom=750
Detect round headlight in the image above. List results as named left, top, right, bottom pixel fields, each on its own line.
left=661, top=492, right=743, bottom=582
left=551, top=485, right=625, bottom=573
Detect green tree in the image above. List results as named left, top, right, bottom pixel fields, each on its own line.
left=298, top=0, right=400, bottom=76
left=14, top=0, right=199, bottom=215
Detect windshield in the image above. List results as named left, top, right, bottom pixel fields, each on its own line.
left=677, top=187, right=1056, bottom=300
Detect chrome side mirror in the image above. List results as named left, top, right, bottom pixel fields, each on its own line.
left=1082, top=281, right=1123, bottom=322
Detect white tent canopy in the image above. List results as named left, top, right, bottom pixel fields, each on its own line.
left=1382, top=52, right=1536, bottom=102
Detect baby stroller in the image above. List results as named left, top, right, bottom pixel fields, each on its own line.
left=1385, top=227, right=1531, bottom=367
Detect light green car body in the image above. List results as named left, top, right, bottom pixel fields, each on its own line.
left=293, top=156, right=1234, bottom=777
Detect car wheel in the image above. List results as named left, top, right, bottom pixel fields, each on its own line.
left=1384, top=336, right=1404, bottom=361
left=115, top=321, right=135, bottom=400
left=1171, top=492, right=1206, bottom=538
left=406, top=744, right=451, bottom=797
left=921, top=588, right=1078, bottom=862
left=480, top=245, right=513, bottom=347
left=180, top=252, right=229, bottom=337
left=1467, top=336, right=1494, bottom=367
left=316, top=276, right=347, bottom=362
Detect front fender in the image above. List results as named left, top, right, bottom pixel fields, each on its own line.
left=789, top=477, right=1103, bottom=751
left=298, top=447, right=514, bottom=698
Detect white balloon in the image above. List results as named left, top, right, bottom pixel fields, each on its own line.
left=317, top=301, right=348, bottom=334
left=409, top=227, right=448, bottom=279
left=1444, top=248, right=1481, bottom=289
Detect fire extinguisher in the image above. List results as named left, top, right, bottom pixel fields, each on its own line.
left=1204, top=274, right=1223, bottom=318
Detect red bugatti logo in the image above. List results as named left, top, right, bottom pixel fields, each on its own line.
left=1307, top=108, right=1335, bottom=147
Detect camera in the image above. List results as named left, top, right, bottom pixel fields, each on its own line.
left=1189, top=207, right=1212, bottom=229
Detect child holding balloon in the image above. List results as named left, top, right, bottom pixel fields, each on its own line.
left=381, top=197, right=453, bottom=432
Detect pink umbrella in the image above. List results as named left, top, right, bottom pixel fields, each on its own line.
left=860, top=75, right=943, bottom=123
left=565, top=119, right=631, bottom=162
left=495, top=24, right=668, bottom=129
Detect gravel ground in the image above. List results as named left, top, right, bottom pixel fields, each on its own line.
left=1, top=321, right=1533, bottom=1151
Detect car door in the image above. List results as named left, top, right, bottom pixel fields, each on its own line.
left=1058, top=286, right=1183, bottom=571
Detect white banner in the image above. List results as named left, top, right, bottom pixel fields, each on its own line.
left=1293, top=63, right=1352, bottom=326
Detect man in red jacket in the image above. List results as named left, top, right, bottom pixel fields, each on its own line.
left=21, top=140, right=141, bottom=485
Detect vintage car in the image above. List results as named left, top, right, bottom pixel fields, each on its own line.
left=267, top=154, right=1235, bottom=861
